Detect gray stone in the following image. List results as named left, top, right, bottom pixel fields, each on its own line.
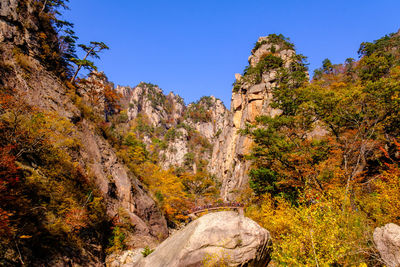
left=248, top=84, right=266, bottom=94
left=132, top=211, right=272, bottom=267
left=106, top=249, right=145, bottom=267
left=374, top=223, right=400, bottom=267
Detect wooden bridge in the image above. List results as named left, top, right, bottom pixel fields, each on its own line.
left=186, top=202, right=244, bottom=219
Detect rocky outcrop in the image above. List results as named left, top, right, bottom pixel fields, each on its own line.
left=109, top=36, right=306, bottom=201
left=106, top=249, right=145, bottom=267
left=374, top=223, right=400, bottom=267
left=210, top=35, right=303, bottom=200
left=79, top=120, right=168, bottom=244
left=0, top=0, right=38, bottom=48
left=115, top=84, right=230, bottom=171
left=116, top=83, right=185, bottom=128
left=107, top=211, right=272, bottom=267
left=186, top=96, right=230, bottom=140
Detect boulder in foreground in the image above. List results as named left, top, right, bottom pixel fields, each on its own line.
left=108, top=211, right=272, bottom=267
left=374, top=223, right=400, bottom=267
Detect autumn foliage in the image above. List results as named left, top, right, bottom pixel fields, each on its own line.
left=0, top=89, right=109, bottom=265
left=244, top=32, right=400, bottom=265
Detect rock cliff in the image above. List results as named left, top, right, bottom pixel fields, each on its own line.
left=0, top=0, right=168, bottom=252
left=114, top=82, right=230, bottom=173
left=106, top=35, right=305, bottom=201
left=210, top=35, right=303, bottom=200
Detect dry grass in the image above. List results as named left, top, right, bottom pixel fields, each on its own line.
left=12, top=47, right=35, bottom=73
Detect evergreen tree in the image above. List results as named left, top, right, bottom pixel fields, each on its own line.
left=70, top=42, right=109, bottom=83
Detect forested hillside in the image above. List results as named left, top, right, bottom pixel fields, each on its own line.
left=244, top=32, right=400, bottom=265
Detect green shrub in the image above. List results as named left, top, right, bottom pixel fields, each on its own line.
left=155, top=191, right=164, bottom=203
left=106, top=226, right=126, bottom=254
left=244, top=54, right=283, bottom=84
left=165, top=127, right=182, bottom=141
left=184, top=152, right=195, bottom=167
left=251, top=33, right=294, bottom=54
left=141, top=246, right=154, bottom=257
left=232, top=81, right=242, bottom=93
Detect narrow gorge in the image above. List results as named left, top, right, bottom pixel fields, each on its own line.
left=1, top=0, right=400, bottom=266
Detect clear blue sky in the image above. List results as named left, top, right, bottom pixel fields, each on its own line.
left=64, top=0, right=400, bottom=107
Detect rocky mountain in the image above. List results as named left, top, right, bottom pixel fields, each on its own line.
left=109, top=35, right=305, bottom=201
left=3, top=1, right=399, bottom=266
left=210, top=36, right=296, bottom=200
left=112, top=81, right=230, bottom=174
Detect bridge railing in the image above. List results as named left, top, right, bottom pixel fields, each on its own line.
left=187, top=202, right=244, bottom=214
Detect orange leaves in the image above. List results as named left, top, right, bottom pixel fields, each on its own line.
left=0, top=127, right=20, bottom=239
left=394, top=139, right=400, bottom=153
left=0, top=145, right=19, bottom=186
left=65, top=207, right=88, bottom=232
left=0, top=146, right=20, bottom=239
left=0, top=208, right=12, bottom=237
left=104, top=85, right=121, bottom=111
left=379, top=146, right=390, bottom=159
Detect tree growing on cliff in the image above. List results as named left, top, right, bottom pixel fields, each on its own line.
left=70, top=41, right=109, bottom=83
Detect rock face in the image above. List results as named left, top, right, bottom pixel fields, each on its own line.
left=109, top=35, right=305, bottom=201
left=106, top=249, right=145, bottom=267
left=374, top=223, right=400, bottom=267
left=115, top=84, right=230, bottom=172
left=108, top=211, right=272, bottom=267
left=0, top=0, right=168, bottom=251
left=210, top=35, right=301, bottom=200
left=116, top=83, right=185, bottom=128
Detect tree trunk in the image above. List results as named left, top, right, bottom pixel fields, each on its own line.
left=70, top=47, right=95, bottom=83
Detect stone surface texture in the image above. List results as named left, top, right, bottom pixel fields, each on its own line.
left=107, top=211, right=272, bottom=267
left=374, top=223, right=400, bottom=267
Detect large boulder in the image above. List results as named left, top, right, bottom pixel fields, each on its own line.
left=126, top=211, right=272, bottom=267
left=373, top=223, right=400, bottom=267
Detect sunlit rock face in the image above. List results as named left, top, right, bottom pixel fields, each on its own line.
left=210, top=35, right=303, bottom=200
left=116, top=83, right=230, bottom=171
left=111, top=35, right=305, bottom=201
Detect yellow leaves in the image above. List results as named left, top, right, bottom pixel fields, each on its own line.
left=330, top=81, right=347, bottom=90
left=135, top=162, right=189, bottom=223
left=180, top=172, right=219, bottom=200
left=19, top=235, right=32, bottom=239
left=247, top=191, right=373, bottom=266
left=202, top=250, right=231, bottom=267
left=358, top=164, right=400, bottom=226
left=39, top=32, right=47, bottom=39
left=389, top=65, right=400, bottom=79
